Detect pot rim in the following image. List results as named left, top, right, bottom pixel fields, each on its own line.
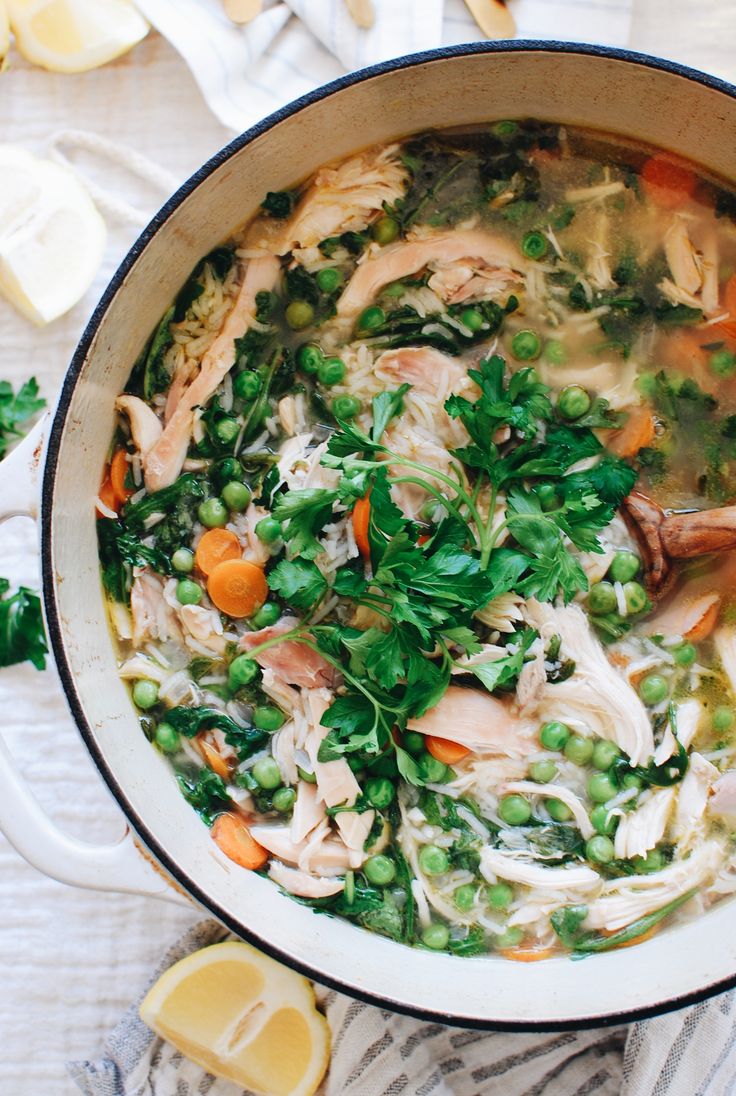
left=40, top=39, right=736, bottom=1030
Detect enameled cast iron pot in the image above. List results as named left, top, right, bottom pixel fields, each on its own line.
left=3, top=42, right=736, bottom=1030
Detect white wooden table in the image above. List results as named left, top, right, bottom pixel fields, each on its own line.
left=1, top=7, right=735, bottom=1093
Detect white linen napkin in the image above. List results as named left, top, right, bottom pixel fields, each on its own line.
left=133, top=0, right=633, bottom=133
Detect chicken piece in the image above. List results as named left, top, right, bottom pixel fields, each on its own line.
left=271, top=722, right=298, bottom=786
left=374, top=346, right=469, bottom=398
left=274, top=145, right=407, bottom=254
left=164, top=358, right=197, bottom=424
left=117, top=653, right=168, bottom=684
left=336, top=229, right=527, bottom=318
left=664, top=215, right=702, bottom=296
left=290, top=780, right=327, bottom=844
left=653, top=697, right=701, bottom=765
left=480, top=847, right=600, bottom=890
left=708, top=770, right=736, bottom=822
left=502, top=780, right=594, bottom=839
left=715, top=627, right=736, bottom=702
left=115, top=395, right=162, bottom=458
left=427, top=258, right=522, bottom=305
left=227, top=502, right=273, bottom=567
left=277, top=393, right=306, bottom=437
left=239, top=617, right=336, bottom=689
left=674, top=752, right=718, bottom=848
left=130, top=570, right=183, bottom=646
left=584, top=840, right=724, bottom=932
left=248, top=823, right=352, bottom=873
left=406, top=686, right=537, bottom=757
left=143, top=254, right=281, bottom=491
left=305, top=691, right=374, bottom=850
left=268, top=861, right=344, bottom=898
left=613, top=788, right=676, bottom=860
left=523, top=601, right=654, bottom=767
left=642, top=590, right=720, bottom=643
left=178, top=604, right=226, bottom=655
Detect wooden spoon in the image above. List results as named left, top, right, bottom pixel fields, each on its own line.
left=344, top=0, right=375, bottom=29
left=464, top=0, right=516, bottom=39
left=223, top=0, right=263, bottom=25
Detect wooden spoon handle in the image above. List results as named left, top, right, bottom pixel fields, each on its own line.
left=344, top=0, right=375, bottom=29
left=463, top=0, right=516, bottom=39
left=661, top=507, right=736, bottom=559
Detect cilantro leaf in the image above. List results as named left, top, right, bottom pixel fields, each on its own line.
left=0, top=579, right=48, bottom=670
left=268, top=559, right=328, bottom=610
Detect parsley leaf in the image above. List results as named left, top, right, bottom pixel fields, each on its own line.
left=0, top=578, right=48, bottom=670
left=272, top=488, right=338, bottom=559
left=268, top=558, right=328, bottom=611
left=467, top=628, right=537, bottom=694
left=0, top=377, right=45, bottom=458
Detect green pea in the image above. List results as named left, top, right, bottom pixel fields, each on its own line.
left=422, top=922, right=450, bottom=950
left=419, top=844, right=450, bottom=876
left=253, top=705, right=285, bottom=732
left=420, top=752, right=450, bottom=783
left=215, top=417, right=240, bottom=445
left=252, top=602, right=280, bottom=628
left=371, top=215, right=399, bottom=246
left=622, top=772, right=643, bottom=791
left=252, top=756, right=282, bottom=789
left=198, top=497, right=228, bottom=528
left=536, top=483, right=561, bottom=512
left=608, top=550, right=640, bottom=584
left=454, top=884, right=477, bottom=912
left=529, top=760, right=557, bottom=783
left=228, top=654, right=258, bottom=688
left=233, top=370, right=260, bottom=400
left=296, top=343, right=323, bottom=375
left=590, top=804, right=618, bottom=836
left=154, top=721, right=179, bottom=753
left=364, top=776, right=395, bottom=810
left=557, top=384, right=591, bottom=420
left=545, top=798, right=573, bottom=822
left=316, top=267, right=343, bottom=293
left=222, top=481, right=251, bottom=511
left=255, top=516, right=282, bottom=544
left=623, top=581, right=648, bottom=614
left=285, top=299, right=314, bottom=330
left=510, top=329, right=541, bottom=361
left=382, top=281, right=405, bottom=298
left=564, top=734, right=594, bottom=766
left=176, top=579, right=203, bottom=606
left=521, top=230, right=548, bottom=260
left=297, top=766, right=317, bottom=784
left=364, top=854, right=396, bottom=886
left=487, top=882, right=514, bottom=909
left=588, top=581, right=617, bottom=616
left=588, top=772, right=618, bottom=804
left=133, top=678, right=159, bottom=710
left=631, top=848, right=665, bottom=873
left=346, top=755, right=364, bottom=774
left=586, top=834, right=615, bottom=864
left=540, top=721, right=570, bottom=751
left=543, top=339, right=566, bottom=365
left=332, top=395, right=361, bottom=420
left=402, top=731, right=425, bottom=755
left=272, top=786, right=296, bottom=813
left=638, top=673, right=668, bottom=706
left=216, top=457, right=242, bottom=483
left=493, top=120, right=518, bottom=138
left=357, top=305, right=386, bottom=332
left=713, top=706, right=735, bottom=732
left=460, top=307, right=484, bottom=333
left=592, top=739, right=622, bottom=771
left=673, top=642, right=697, bottom=667
left=498, top=794, right=531, bottom=826
left=171, top=547, right=194, bottom=574
left=317, top=356, right=346, bottom=386
left=495, top=926, right=523, bottom=949
left=709, top=349, right=736, bottom=377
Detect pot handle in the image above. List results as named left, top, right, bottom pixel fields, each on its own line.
left=0, top=419, right=191, bottom=906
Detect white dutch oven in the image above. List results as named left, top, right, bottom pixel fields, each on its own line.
left=2, top=42, right=736, bottom=1030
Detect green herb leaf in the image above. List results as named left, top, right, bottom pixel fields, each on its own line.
left=0, top=579, right=48, bottom=670
left=268, top=558, right=328, bottom=611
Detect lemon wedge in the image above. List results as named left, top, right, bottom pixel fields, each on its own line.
left=0, top=145, right=106, bottom=325
left=139, top=941, right=331, bottom=1096
left=0, top=2, right=9, bottom=61
left=7, top=0, right=148, bottom=73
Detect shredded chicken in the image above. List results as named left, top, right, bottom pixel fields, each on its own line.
left=613, top=788, right=676, bottom=860
left=407, top=686, right=537, bottom=757
left=115, top=395, right=162, bottom=457
left=480, top=847, right=600, bottom=890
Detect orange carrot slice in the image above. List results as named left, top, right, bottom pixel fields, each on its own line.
left=97, top=475, right=118, bottom=516
left=197, top=734, right=233, bottom=781
left=110, top=448, right=134, bottom=506
left=207, top=558, right=268, bottom=618
left=498, top=945, right=557, bottom=962
left=352, top=494, right=371, bottom=559
left=641, top=154, right=696, bottom=209
left=211, top=812, right=269, bottom=870
left=723, top=274, right=736, bottom=318
left=425, top=736, right=470, bottom=765
left=195, top=528, right=242, bottom=576
left=606, top=406, right=656, bottom=459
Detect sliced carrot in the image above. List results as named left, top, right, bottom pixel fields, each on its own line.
left=641, top=153, right=696, bottom=209
left=606, top=405, right=656, bottom=459
left=195, top=528, right=242, bottom=576
left=498, top=945, right=557, bottom=962
left=97, top=475, right=118, bottom=517
left=684, top=598, right=720, bottom=642
left=425, top=736, right=470, bottom=765
left=352, top=494, right=371, bottom=560
left=211, top=812, right=269, bottom=870
left=715, top=320, right=736, bottom=343
left=723, top=274, right=736, bottom=318
left=197, top=734, right=233, bottom=781
left=110, top=448, right=134, bottom=507
left=207, top=558, right=268, bottom=618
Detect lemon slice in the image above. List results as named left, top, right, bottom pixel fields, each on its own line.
left=0, top=2, right=9, bottom=61
left=139, top=941, right=331, bottom=1096
left=0, top=145, right=106, bottom=325
left=7, top=0, right=148, bottom=73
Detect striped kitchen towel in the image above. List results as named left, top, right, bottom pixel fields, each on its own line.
left=67, top=918, right=736, bottom=1096
left=132, top=0, right=633, bottom=133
